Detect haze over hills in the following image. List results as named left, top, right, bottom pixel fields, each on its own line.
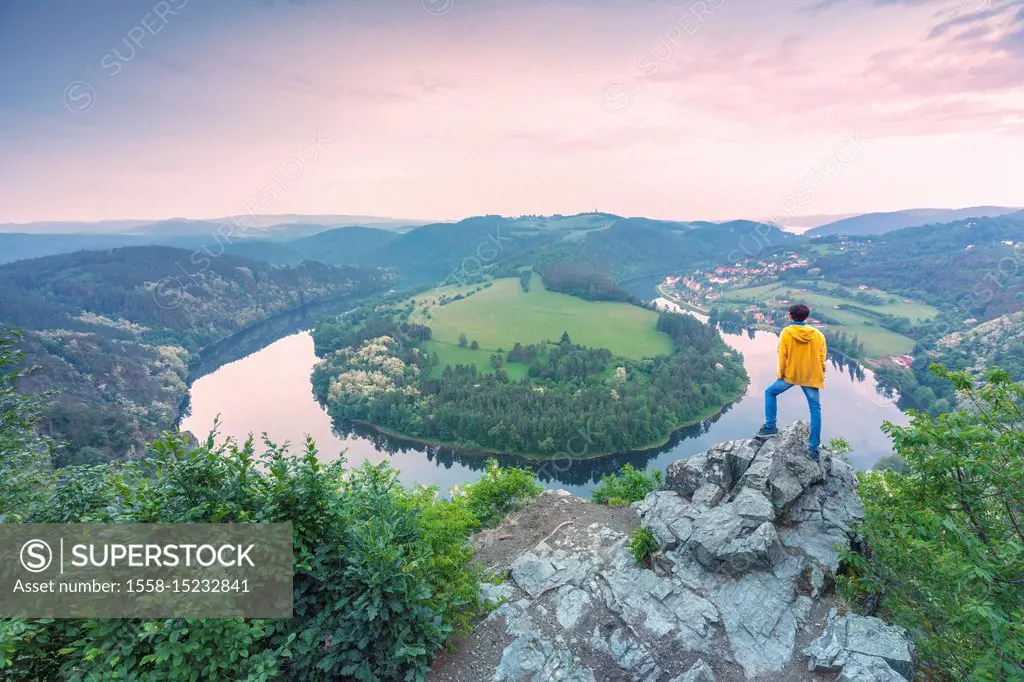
left=0, top=213, right=435, bottom=235
left=806, top=206, right=1021, bottom=238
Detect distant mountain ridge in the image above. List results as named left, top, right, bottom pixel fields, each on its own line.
left=806, top=206, right=1021, bottom=238
left=0, top=214, right=435, bottom=235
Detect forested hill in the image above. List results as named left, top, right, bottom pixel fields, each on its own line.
left=1, top=246, right=396, bottom=465
left=805, top=206, right=1020, bottom=238
left=813, top=213, right=1024, bottom=323
left=0, top=245, right=394, bottom=348
left=284, top=214, right=792, bottom=286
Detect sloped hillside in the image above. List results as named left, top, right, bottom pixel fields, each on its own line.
left=1, top=246, right=396, bottom=464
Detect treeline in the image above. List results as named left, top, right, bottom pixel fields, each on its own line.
left=534, top=261, right=638, bottom=303
left=311, top=309, right=747, bottom=457
left=823, top=329, right=866, bottom=361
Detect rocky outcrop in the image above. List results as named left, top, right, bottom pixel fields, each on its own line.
left=428, top=422, right=913, bottom=682
left=804, top=609, right=916, bottom=681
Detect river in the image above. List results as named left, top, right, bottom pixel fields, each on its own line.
left=180, top=297, right=909, bottom=496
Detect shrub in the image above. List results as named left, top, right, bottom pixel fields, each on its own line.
left=455, top=459, right=543, bottom=527
left=626, top=527, right=658, bottom=567
left=1, top=424, right=487, bottom=681
left=591, top=464, right=663, bottom=505
left=840, top=366, right=1024, bottom=681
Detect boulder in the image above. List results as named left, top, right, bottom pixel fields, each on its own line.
left=633, top=491, right=697, bottom=550
left=671, top=659, right=716, bottom=682
left=837, top=653, right=909, bottom=682
left=805, top=609, right=916, bottom=680
left=691, top=483, right=725, bottom=509
left=494, top=635, right=596, bottom=681
left=510, top=542, right=599, bottom=598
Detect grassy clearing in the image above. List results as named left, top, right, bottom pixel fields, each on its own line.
left=410, top=274, right=673, bottom=365
left=721, top=280, right=938, bottom=321
left=719, top=280, right=937, bottom=356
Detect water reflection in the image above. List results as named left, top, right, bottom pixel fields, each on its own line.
left=181, top=297, right=909, bottom=496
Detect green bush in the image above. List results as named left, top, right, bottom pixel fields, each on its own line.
left=840, top=366, right=1024, bottom=681
left=626, top=527, right=658, bottom=567
left=591, top=464, right=663, bottom=505
left=1, top=424, right=486, bottom=681
left=454, top=459, right=543, bottom=527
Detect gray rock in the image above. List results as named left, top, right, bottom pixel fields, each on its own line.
left=731, top=486, right=775, bottom=524
left=481, top=581, right=517, bottom=604
left=671, top=659, right=716, bottom=682
left=719, top=522, right=784, bottom=575
left=712, top=556, right=804, bottom=679
left=805, top=610, right=916, bottom=680
left=777, top=522, right=850, bottom=573
left=494, top=635, right=597, bottom=682
left=691, top=483, right=725, bottom=509
left=724, top=439, right=761, bottom=482
left=839, top=651, right=913, bottom=675
left=451, top=422, right=911, bottom=682
left=766, top=433, right=826, bottom=512
left=553, top=585, right=592, bottom=630
left=688, top=506, right=782, bottom=575
left=633, top=492, right=696, bottom=550
left=511, top=542, right=599, bottom=598
left=837, top=653, right=909, bottom=681
left=665, top=453, right=710, bottom=495
left=598, top=567, right=719, bottom=652
left=665, top=446, right=733, bottom=495
left=687, top=505, right=749, bottom=570
left=590, top=626, right=662, bottom=681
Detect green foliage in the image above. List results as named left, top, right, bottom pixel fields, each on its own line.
left=454, top=459, right=543, bottom=527
left=591, top=465, right=663, bottom=505
left=1, top=425, right=488, bottom=681
left=840, top=366, right=1024, bottom=681
left=827, top=437, right=852, bottom=456
left=626, top=527, right=658, bottom=567
left=0, top=332, right=54, bottom=523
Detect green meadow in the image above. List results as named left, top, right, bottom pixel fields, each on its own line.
left=719, top=280, right=938, bottom=357
left=409, top=274, right=673, bottom=376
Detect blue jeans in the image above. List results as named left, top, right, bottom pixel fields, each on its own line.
left=765, top=379, right=821, bottom=451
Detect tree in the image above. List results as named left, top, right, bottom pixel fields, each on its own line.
left=560, top=331, right=572, bottom=346
left=470, top=340, right=479, bottom=350
left=0, top=331, right=55, bottom=522
left=489, top=354, right=504, bottom=369
left=842, top=365, right=1024, bottom=681
left=458, top=333, right=468, bottom=347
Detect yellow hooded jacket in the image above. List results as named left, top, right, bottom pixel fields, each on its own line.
left=777, top=322, right=827, bottom=389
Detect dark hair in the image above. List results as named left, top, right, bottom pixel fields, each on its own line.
left=789, top=304, right=810, bottom=321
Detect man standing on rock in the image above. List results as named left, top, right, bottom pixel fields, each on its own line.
left=758, top=303, right=827, bottom=459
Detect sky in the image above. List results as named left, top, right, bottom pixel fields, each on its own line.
left=0, top=0, right=1022, bottom=224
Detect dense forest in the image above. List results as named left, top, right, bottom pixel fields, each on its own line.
left=537, top=219, right=796, bottom=283
left=813, top=215, right=1024, bottom=323
left=310, top=305, right=748, bottom=457
left=533, top=260, right=639, bottom=303
left=0, top=246, right=396, bottom=464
